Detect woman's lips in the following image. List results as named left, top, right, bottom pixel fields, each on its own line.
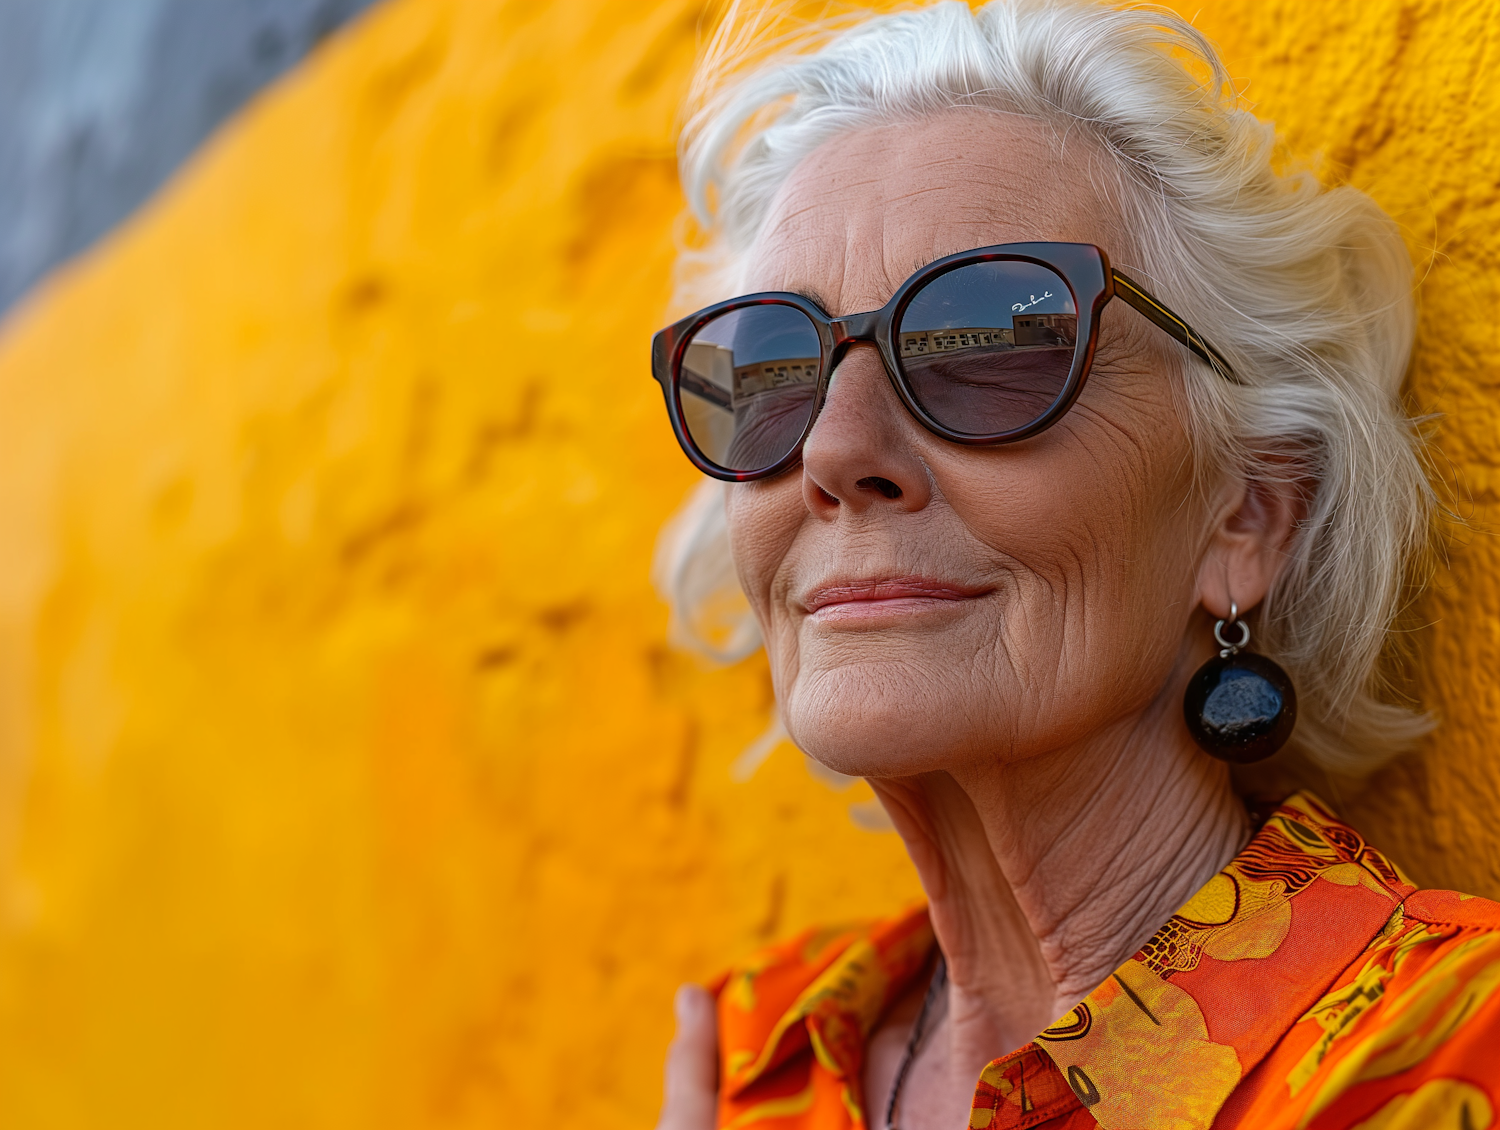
left=802, top=576, right=991, bottom=623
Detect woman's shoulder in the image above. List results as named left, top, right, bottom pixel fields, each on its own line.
left=1372, top=885, right=1500, bottom=1040
left=1401, top=885, right=1500, bottom=930
left=1225, top=884, right=1500, bottom=1126
left=1365, top=885, right=1500, bottom=1038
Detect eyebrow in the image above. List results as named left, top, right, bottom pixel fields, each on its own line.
left=787, top=285, right=830, bottom=311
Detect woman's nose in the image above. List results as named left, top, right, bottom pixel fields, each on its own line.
left=800, top=345, right=933, bottom=515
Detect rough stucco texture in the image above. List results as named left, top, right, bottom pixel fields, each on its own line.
left=0, top=1, right=1494, bottom=1128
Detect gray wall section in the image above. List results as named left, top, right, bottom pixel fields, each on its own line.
left=0, top=0, right=382, bottom=316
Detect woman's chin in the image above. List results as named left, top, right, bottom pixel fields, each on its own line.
left=784, top=688, right=989, bottom=779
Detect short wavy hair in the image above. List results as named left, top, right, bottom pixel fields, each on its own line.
left=653, top=0, right=1432, bottom=774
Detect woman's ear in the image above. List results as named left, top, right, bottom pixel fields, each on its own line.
left=1195, top=458, right=1308, bottom=620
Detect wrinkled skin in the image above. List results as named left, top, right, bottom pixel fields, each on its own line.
left=658, top=111, right=1299, bottom=1130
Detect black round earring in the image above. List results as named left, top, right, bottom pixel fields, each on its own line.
left=1183, top=602, right=1297, bottom=764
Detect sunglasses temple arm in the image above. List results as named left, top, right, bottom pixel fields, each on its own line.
left=1110, top=270, right=1241, bottom=384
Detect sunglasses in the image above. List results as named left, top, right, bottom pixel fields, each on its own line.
left=651, top=242, right=1237, bottom=482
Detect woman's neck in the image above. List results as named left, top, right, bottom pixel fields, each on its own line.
left=868, top=692, right=1250, bottom=1088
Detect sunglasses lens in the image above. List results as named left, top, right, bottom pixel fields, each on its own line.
left=897, top=260, right=1077, bottom=437
left=678, top=304, right=822, bottom=474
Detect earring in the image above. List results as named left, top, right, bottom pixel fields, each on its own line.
left=1183, top=602, right=1297, bottom=764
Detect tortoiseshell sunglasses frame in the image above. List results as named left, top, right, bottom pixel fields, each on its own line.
left=650, top=241, right=1237, bottom=482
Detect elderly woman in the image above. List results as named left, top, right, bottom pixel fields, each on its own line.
left=648, top=3, right=1500, bottom=1129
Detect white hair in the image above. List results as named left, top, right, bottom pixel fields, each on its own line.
left=653, top=0, right=1433, bottom=775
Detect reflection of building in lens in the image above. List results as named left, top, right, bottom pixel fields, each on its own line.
left=1012, top=313, right=1077, bottom=346
left=901, top=314, right=1078, bottom=356
left=734, top=358, right=820, bottom=399
left=900, top=328, right=1012, bottom=356
left=680, top=340, right=820, bottom=466
left=682, top=340, right=734, bottom=409
left=682, top=339, right=819, bottom=410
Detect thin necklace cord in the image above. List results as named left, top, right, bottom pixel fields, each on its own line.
left=883, top=954, right=948, bottom=1130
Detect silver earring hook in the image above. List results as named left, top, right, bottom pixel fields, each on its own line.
left=1214, top=600, right=1251, bottom=657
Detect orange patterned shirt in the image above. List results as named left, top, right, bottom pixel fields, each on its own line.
left=711, top=793, right=1500, bottom=1130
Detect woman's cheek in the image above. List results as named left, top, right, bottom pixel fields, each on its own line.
left=726, top=482, right=802, bottom=623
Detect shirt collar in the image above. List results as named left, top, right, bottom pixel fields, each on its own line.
left=720, top=792, right=1415, bottom=1130
left=1017, top=792, right=1415, bottom=1129
left=720, top=908, right=935, bottom=1101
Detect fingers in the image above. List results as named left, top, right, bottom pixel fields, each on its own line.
left=656, top=983, right=720, bottom=1130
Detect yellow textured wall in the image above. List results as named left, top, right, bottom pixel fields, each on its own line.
left=0, top=1, right=1494, bottom=1128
